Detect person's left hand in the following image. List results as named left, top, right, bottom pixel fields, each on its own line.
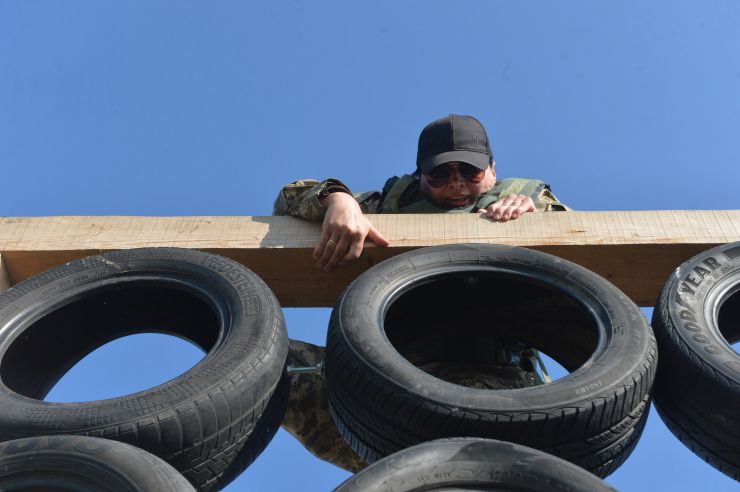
left=478, top=194, right=536, bottom=221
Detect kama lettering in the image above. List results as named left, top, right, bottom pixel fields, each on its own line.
left=201, top=255, right=261, bottom=314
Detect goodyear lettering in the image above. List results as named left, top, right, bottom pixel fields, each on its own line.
left=679, top=259, right=721, bottom=296
left=673, top=304, right=721, bottom=354
left=679, top=282, right=695, bottom=296
left=704, top=257, right=721, bottom=270
left=675, top=294, right=691, bottom=309
left=684, top=322, right=701, bottom=333
left=693, top=266, right=712, bottom=280
left=692, top=334, right=709, bottom=343
left=684, top=274, right=701, bottom=288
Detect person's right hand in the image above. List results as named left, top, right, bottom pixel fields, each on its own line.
left=314, top=192, right=389, bottom=272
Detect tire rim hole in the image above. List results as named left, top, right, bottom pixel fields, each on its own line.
left=43, top=333, right=205, bottom=403
left=1, top=281, right=220, bottom=400
left=384, top=272, right=598, bottom=388
left=717, top=288, right=740, bottom=349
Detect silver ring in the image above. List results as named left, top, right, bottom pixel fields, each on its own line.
left=326, top=239, right=337, bottom=248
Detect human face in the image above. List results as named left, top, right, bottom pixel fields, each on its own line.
left=420, top=161, right=496, bottom=208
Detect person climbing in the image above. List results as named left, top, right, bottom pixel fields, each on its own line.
left=274, top=114, right=567, bottom=272
left=274, top=114, right=568, bottom=471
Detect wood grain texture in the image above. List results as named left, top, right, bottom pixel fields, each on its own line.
left=0, top=211, right=738, bottom=306
left=0, top=254, right=9, bottom=292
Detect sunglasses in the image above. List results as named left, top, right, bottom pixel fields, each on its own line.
left=424, top=163, right=486, bottom=188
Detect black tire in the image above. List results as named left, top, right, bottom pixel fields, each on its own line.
left=0, top=248, right=289, bottom=491
left=334, top=437, right=617, bottom=492
left=325, top=244, right=656, bottom=477
left=651, top=241, right=740, bottom=481
left=0, top=434, right=196, bottom=491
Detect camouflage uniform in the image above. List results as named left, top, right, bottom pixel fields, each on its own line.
left=276, top=174, right=568, bottom=471
left=285, top=340, right=367, bottom=472
left=273, top=175, right=568, bottom=219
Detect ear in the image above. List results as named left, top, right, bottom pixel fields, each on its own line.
left=490, top=160, right=497, bottom=181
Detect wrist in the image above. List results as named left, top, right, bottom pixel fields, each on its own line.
left=317, top=179, right=352, bottom=209
left=319, top=190, right=353, bottom=209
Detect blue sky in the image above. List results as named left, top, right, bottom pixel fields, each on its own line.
left=2, top=1, right=739, bottom=490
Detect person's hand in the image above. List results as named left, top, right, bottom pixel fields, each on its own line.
left=314, top=192, right=390, bottom=272
left=478, top=194, right=536, bottom=221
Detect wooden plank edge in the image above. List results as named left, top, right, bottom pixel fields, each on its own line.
left=0, top=253, right=10, bottom=292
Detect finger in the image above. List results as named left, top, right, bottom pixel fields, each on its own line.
left=500, top=194, right=518, bottom=206
left=501, top=195, right=528, bottom=220
left=316, top=235, right=340, bottom=270
left=324, top=235, right=351, bottom=272
left=506, top=195, right=525, bottom=207
left=313, top=227, right=333, bottom=261
left=501, top=197, right=535, bottom=221
left=489, top=203, right=504, bottom=220
left=508, top=197, right=533, bottom=218
left=366, top=225, right=390, bottom=247
left=340, top=238, right=364, bottom=266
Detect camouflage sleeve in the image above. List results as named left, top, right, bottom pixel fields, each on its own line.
left=536, top=186, right=571, bottom=212
left=272, top=178, right=353, bottom=221
left=282, top=340, right=367, bottom=472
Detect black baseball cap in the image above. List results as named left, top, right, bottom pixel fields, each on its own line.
left=416, top=114, right=493, bottom=174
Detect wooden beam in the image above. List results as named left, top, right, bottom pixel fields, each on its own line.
left=0, top=254, right=9, bottom=293
left=0, top=211, right=738, bottom=307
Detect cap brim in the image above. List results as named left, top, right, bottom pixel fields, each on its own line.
left=418, top=150, right=490, bottom=173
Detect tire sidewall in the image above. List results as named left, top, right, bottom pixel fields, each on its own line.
left=334, top=438, right=616, bottom=492
left=658, top=242, right=740, bottom=385
left=0, top=435, right=196, bottom=491
left=0, top=248, right=287, bottom=438
left=331, top=244, right=652, bottom=412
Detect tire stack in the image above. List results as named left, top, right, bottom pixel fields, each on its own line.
left=0, top=248, right=289, bottom=491
left=324, top=244, right=657, bottom=489
left=2, top=243, right=738, bottom=490
left=650, top=241, right=740, bottom=481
